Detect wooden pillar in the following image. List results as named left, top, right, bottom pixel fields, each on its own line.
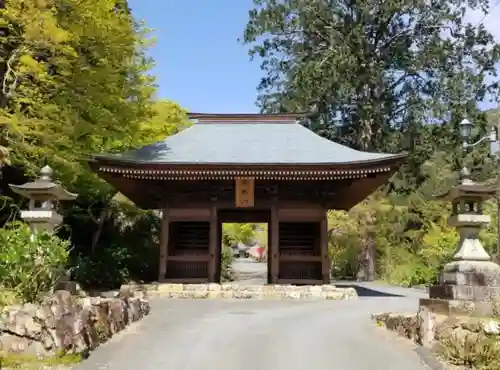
left=270, top=199, right=280, bottom=284
left=158, top=207, right=170, bottom=281
left=208, top=200, right=218, bottom=282
left=267, top=224, right=272, bottom=283
left=320, top=210, right=330, bottom=284
left=216, top=221, right=223, bottom=281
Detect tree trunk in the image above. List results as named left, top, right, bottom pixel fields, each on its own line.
left=364, top=231, right=376, bottom=281
left=90, top=205, right=109, bottom=252
left=0, top=0, right=9, bottom=109
left=496, top=174, right=500, bottom=259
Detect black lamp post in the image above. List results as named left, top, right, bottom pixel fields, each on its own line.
left=459, top=117, right=497, bottom=149
left=459, top=118, right=473, bottom=145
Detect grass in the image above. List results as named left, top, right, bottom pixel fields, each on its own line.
left=0, top=353, right=82, bottom=369
left=0, top=288, right=20, bottom=309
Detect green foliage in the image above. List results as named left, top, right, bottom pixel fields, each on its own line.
left=438, top=333, right=500, bottom=370
left=0, top=0, right=158, bottom=195
left=0, top=222, right=70, bottom=303
left=71, top=208, right=160, bottom=290
left=243, top=0, right=500, bottom=193
left=72, top=242, right=132, bottom=290
left=328, top=210, right=361, bottom=278
left=222, top=223, right=257, bottom=247
left=221, top=245, right=234, bottom=282
left=419, top=222, right=458, bottom=268
left=480, top=199, right=499, bottom=256
left=379, top=248, right=435, bottom=287
left=328, top=193, right=464, bottom=286
left=64, top=99, right=188, bottom=289
left=0, top=287, right=18, bottom=308
left=138, top=100, right=191, bottom=144
left=0, top=352, right=82, bottom=369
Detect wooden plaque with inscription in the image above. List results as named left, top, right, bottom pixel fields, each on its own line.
left=235, top=177, right=255, bottom=208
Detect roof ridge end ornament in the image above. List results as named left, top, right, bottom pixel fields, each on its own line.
left=40, top=165, right=54, bottom=181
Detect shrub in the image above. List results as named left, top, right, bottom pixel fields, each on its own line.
left=71, top=233, right=159, bottom=290
left=437, top=332, right=500, bottom=370
left=72, top=243, right=132, bottom=290
left=70, top=208, right=160, bottom=290
left=328, top=210, right=361, bottom=279
left=0, top=222, right=70, bottom=303
left=221, top=245, right=234, bottom=281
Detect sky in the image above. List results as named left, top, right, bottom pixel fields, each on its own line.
left=128, top=1, right=500, bottom=114
left=128, top=0, right=261, bottom=113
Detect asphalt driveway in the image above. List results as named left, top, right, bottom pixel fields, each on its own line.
left=73, top=282, right=430, bottom=370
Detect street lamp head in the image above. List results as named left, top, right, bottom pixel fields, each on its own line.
left=459, top=118, right=473, bottom=142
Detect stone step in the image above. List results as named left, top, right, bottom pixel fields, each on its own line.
left=121, top=283, right=358, bottom=300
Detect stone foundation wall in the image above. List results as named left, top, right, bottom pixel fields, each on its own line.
left=372, top=313, right=420, bottom=341
left=0, top=289, right=150, bottom=359
left=121, top=283, right=358, bottom=300
left=372, top=312, right=500, bottom=346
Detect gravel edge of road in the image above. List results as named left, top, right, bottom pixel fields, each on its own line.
left=414, top=347, right=447, bottom=370
left=373, top=318, right=450, bottom=370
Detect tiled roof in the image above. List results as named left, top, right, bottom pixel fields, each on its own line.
left=93, top=120, right=405, bottom=166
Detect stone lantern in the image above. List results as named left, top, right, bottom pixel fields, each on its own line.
left=428, top=168, right=500, bottom=306
left=9, top=165, right=78, bottom=234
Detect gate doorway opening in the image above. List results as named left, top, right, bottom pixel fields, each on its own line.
left=219, top=210, right=269, bottom=283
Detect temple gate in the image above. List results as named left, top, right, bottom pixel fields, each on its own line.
left=90, top=113, right=406, bottom=285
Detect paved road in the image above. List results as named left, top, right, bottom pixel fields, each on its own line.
left=231, top=257, right=267, bottom=285
left=74, top=282, right=430, bottom=370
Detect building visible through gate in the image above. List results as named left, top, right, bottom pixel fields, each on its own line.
left=89, top=113, right=407, bottom=285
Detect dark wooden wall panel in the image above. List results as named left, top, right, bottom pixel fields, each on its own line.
left=279, top=222, right=322, bottom=281
left=167, top=221, right=210, bottom=280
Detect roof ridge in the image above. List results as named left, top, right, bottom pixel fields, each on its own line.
left=188, top=112, right=305, bottom=121
left=194, top=119, right=297, bottom=124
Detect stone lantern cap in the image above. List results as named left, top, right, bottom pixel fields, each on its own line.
left=9, top=165, right=78, bottom=201
left=434, top=182, right=496, bottom=202
left=432, top=169, right=496, bottom=227
left=434, top=167, right=496, bottom=202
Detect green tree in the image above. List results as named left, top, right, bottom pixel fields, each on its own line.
left=222, top=223, right=257, bottom=247
left=138, top=100, right=191, bottom=144
left=79, top=100, right=189, bottom=251
left=243, top=0, right=500, bottom=192
left=0, top=0, right=155, bottom=189
left=0, top=1, right=193, bottom=288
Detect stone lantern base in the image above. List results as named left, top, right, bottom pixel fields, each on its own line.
left=425, top=260, right=500, bottom=316
left=424, top=171, right=500, bottom=317
left=419, top=297, right=500, bottom=317
left=442, top=259, right=500, bottom=285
